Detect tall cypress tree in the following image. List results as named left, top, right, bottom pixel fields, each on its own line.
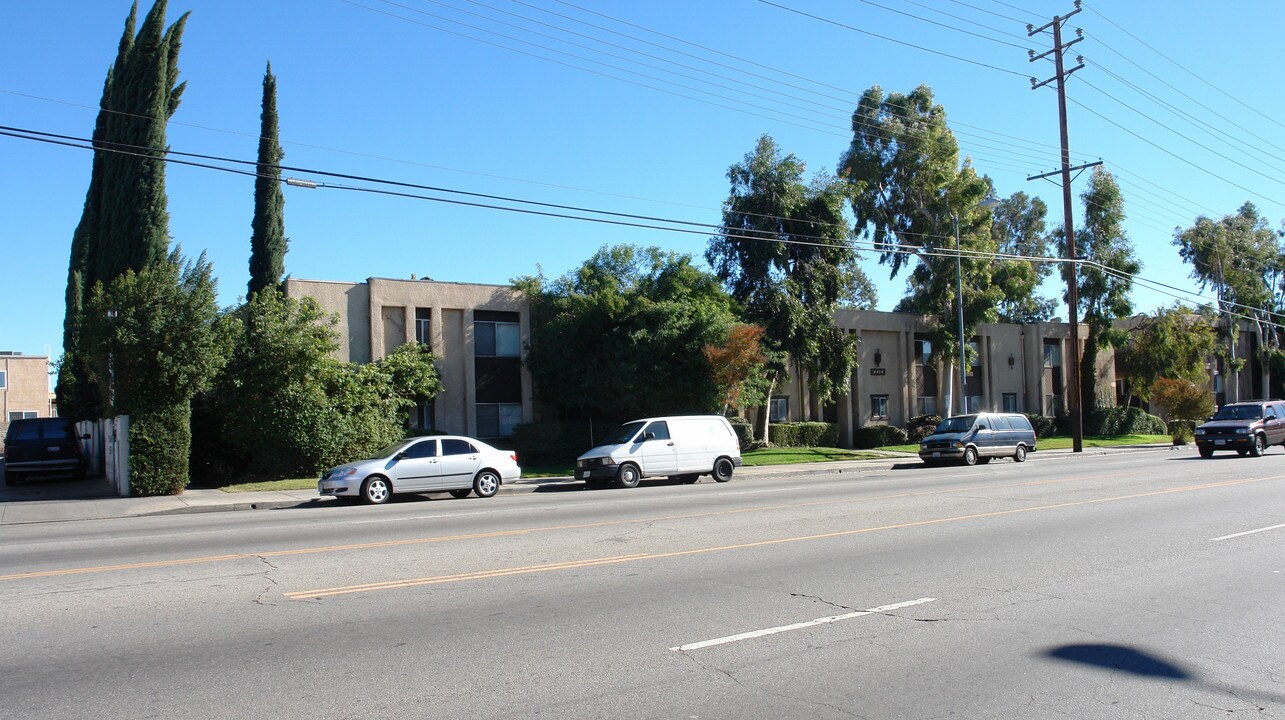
left=56, top=0, right=189, bottom=419
left=58, top=3, right=138, bottom=419
left=248, top=62, right=286, bottom=297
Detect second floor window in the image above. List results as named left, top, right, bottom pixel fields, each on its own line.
left=476, top=320, right=519, bottom=357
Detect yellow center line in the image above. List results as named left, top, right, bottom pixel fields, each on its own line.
left=0, top=469, right=1254, bottom=582
left=284, top=475, right=1278, bottom=600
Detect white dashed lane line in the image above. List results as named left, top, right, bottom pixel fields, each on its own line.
left=1210, top=522, right=1285, bottom=542
left=669, top=597, right=937, bottom=652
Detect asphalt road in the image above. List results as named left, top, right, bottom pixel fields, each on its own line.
left=2, top=450, right=1283, bottom=719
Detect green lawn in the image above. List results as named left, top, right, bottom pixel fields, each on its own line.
left=877, top=434, right=1171, bottom=454
left=215, top=435, right=1171, bottom=492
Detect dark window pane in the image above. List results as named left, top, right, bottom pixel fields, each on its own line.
left=476, top=405, right=499, bottom=438
left=476, top=322, right=497, bottom=356
left=442, top=439, right=476, bottom=455
left=403, top=440, right=437, bottom=459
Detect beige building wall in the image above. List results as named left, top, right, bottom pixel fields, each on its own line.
left=1, top=354, right=53, bottom=438
left=284, top=277, right=532, bottom=438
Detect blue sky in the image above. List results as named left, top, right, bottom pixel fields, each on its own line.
left=4, top=1, right=1283, bottom=363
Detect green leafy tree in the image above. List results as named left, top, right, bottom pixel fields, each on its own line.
left=517, top=245, right=739, bottom=421
left=81, top=250, right=229, bottom=495
left=248, top=62, right=287, bottom=297
left=1116, top=305, right=1218, bottom=405
left=196, top=290, right=443, bottom=481
left=708, top=134, right=871, bottom=438
left=1173, top=202, right=1282, bottom=401
left=1057, top=168, right=1140, bottom=411
left=990, top=191, right=1056, bottom=323
left=839, top=84, right=999, bottom=407
left=1149, top=377, right=1216, bottom=444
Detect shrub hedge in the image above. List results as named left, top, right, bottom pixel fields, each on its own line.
left=1084, top=406, right=1167, bottom=436
left=852, top=424, right=909, bottom=449
left=727, top=416, right=755, bottom=451
left=905, top=414, right=942, bottom=442
left=128, top=405, right=192, bottom=496
left=1026, top=413, right=1059, bottom=438
left=769, top=421, right=839, bottom=447
left=511, top=420, right=601, bottom=466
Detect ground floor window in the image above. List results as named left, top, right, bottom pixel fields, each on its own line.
left=870, top=394, right=889, bottom=421
left=769, top=396, right=789, bottom=423
left=476, top=403, right=522, bottom=438
left=916, top=396, right=937, bottom=417
left=7, top=411, right=37, bottom=421
left=965, top=395, right=982, bottom=413
left=1002, top=393, right=1019, bottom=413
left=416, top=402, right=434, bottom=430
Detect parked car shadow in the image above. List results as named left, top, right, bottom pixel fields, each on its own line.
left=0, top=466, right=116, bottom=502
left=532, top=475, right=693, bottom=493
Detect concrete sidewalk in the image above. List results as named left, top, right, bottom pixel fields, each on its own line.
left=0, top=443, right=1184, bottom=526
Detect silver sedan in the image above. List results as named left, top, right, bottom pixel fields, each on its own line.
left=319, top=436, right=521, bottom=504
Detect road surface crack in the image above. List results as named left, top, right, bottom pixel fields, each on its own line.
left=790, top=592, right=857, bottom=612
left=254, top=555, right=280, bottom=606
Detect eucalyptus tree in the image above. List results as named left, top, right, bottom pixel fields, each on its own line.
left=707, top=134, right=872, bottom=437
left=1059, top=168, right=1140, bottom=411
left=990, top=192, right=1056, bottom=323
left=839, top=84, right=1000, bottom=406
left=1173, top=202, right=1282, bottom=401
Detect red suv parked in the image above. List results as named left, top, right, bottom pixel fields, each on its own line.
left=1193, top=400, right=1285, bottom=458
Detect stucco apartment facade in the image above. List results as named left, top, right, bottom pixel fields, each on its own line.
left=286, top=275, right=1269, bottom=448
left=1, top=352, right=54, bottom=439
left=284, top=277, right=534, bottom=441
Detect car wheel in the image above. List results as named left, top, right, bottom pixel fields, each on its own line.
left=962, top=447, right=978, bottom=466
left=1200, top=446, right=1215, bottom=458
left=473, top=470, right=500, bottom=498
left=449, top=488, right=472, bottom=499
left=361, top=476, right=391, bottom=505
left=616, top=463, right=641, bottom=489
left=1014, top=445, right=1027, bottom=463
left=1250, top=434, right=1266, bottom=457
left=712, top=458, right=734, bottom=483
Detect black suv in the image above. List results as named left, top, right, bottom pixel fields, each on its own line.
left=3, top=417, right=87, bottom=484
left=1193, top=400, right=1285, bottom=458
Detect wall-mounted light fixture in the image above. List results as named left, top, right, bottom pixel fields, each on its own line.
left=873, top=348, right=882, bottom=367
left=1008, top=353, right=1016, bottom=368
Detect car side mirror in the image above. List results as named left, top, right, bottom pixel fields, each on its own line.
left=80, top=433, right=91, bottom=440
left=394, top=452, right=408, bottom=460
left=977, top=424, right=988, bottom=431
left=644, top=432, right=656, bottom=441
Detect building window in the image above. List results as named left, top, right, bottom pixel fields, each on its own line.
left=416, top=401, right=435, bottom=431
left=415, top=308, right=431, bottom=348
left=476, top=403, right=522, bottom=438
left=475, top=320, right=520, bottom=357
left=8, top=411, right=37, bottom=421
left=1002, top=393, right=1019, bottom=413
left=870, top=395, right=889, bottom=421
left=769, top=396, right=789, bottom=423
left=916, top=396, right=937, bottom=416
left=0, top=370, right=6, bottom=389
left=965, top=396, right=982, bottom=413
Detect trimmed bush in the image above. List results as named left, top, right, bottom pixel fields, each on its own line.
left=727, top=416, right=755, bottom=451
left=852, top=424, right=909, bottom=449
left=511, top=420, right=601, bottom=466
left=1026, top=413, right=1059, bottom=438
left=1168, top=419, right=1195, bottom=445
left=769, top=422, right=839, bottom=448
left=128, top=404, right=192, bottom=496
left=1085, top=406, right=1166, bottom=436
left=905, top=414, right=942, bottom=442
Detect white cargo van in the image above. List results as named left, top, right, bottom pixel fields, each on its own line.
left=574, top=415, right=743, bottom=489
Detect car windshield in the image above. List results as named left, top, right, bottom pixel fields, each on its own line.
left=602, top=421, right=645, bottom=445
left=367, top=440, right=413, bottom=460
left=935, top=415, right=978, bottom=434
left=1213, top=405, right=1262, bottom=421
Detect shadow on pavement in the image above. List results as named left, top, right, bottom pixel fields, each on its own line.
left=0, top=474, right=117, bottom=503
left=1045, top=643, right=1190, bottom=679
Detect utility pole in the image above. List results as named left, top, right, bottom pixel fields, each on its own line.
left=1027, top=1, right=1097, bottom=454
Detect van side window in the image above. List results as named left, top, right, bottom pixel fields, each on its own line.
left=992, top=416, right=1013, bottom=431
left=645, top=421, right=671, bottom=440
left=1011, top=415, right=1033, bottom=431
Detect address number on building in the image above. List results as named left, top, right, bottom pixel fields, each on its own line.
left=869, top=368, right=886, bottom=376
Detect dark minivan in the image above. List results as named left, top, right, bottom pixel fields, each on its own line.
left=919, top=412, right=1037, bottom=466
left=3, top=417, right=87, bottom=484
